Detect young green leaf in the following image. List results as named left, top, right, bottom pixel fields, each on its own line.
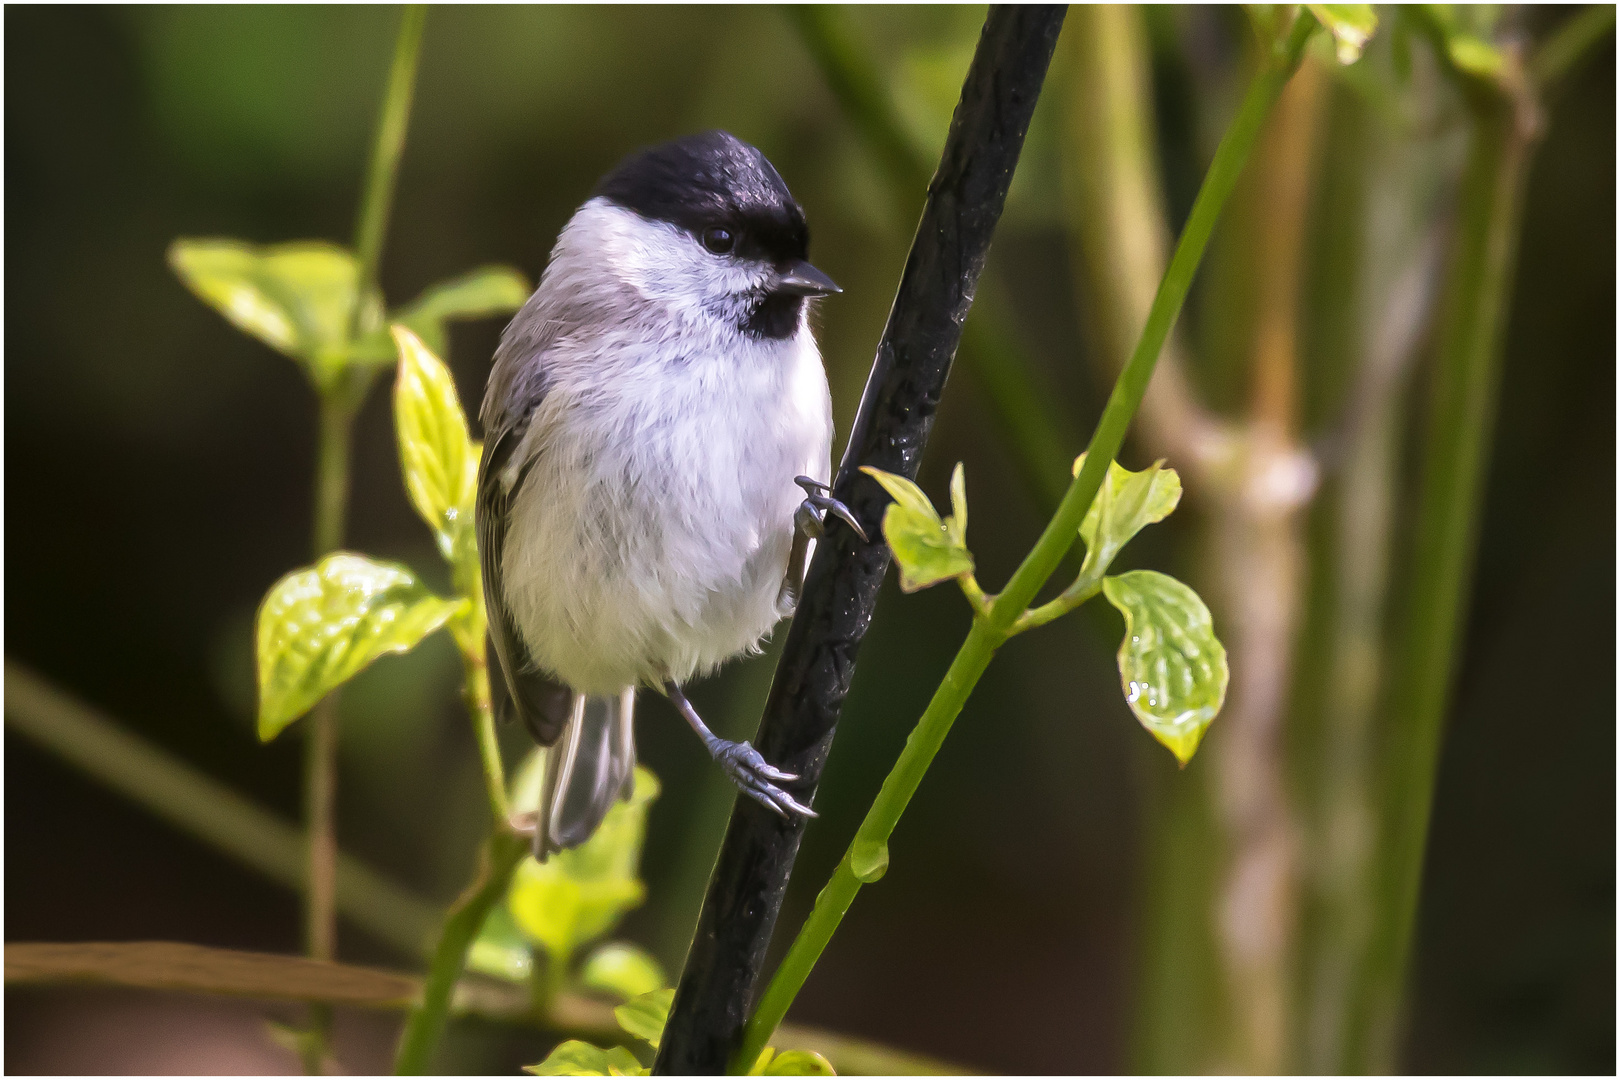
left=613, top=988, right=675, bottom=1048
left=507, top=767, right=660, bottom=961
left=350, top=265, right=532, bottom=363
left=1071, top=454, right=1183, bottom=578
left=1101, top=571, right=1229, bottom=765
left=395, top=266, right=532, bottom=355
left=580, top=943, right=667, bottom=1002
left=763, top=1050, right=837, bottom=1076
left=467, top=901, right=533, bottom=983
left=1307, top=4, right=1378, bottom=63
left=524, top=1040, right=647, bottom=1077
left=392, top=326, right=478, bottom=562
left=255, top=554, right=465, bottom=742
left=168, top=239, right=382, bottom=391
left=860, top=465, right=974, bottom=592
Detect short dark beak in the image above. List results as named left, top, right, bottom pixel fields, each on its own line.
left=774, top=260, right=842, bottom=297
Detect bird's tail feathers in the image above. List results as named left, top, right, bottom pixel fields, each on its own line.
left=535, top=687, right=636, bottom=860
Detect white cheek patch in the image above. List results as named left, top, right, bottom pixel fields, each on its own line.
left=559, top=200, right=769, bottom=328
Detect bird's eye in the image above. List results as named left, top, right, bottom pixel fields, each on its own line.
left=702, top=227, right=735, bottom=254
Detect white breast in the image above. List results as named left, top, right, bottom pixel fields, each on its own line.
left=499, top=204, right=833, bottom=695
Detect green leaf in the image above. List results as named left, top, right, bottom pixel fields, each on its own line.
left=613, top=988, right=675, bottom=1048
left=849, top=838, right=889, bottom=883
left=467, top=901, right=533, bottom=983
left=168, top=238, right=382, bottom=391
left=351, top=266, right=531, bottom=362
left=1101, top=571, right=1229, bottom=765
left=764, top=1050, right=837, bottom=1076
left=508, top=767, right=660, bottom=961
left=392, top=326, right=479, bottom=563
left=580, top=942, right=666, bottom=1002
left=395, top=265, right=531, bottom=356
left=1072, top=454, right=1183, bottom=578
left=1308, top=4, right=1378, bottom=63
left=255, top=554, right=464, bottom=742
left=860, top=465, right=974, bottom=592
left=524, top=1040, right=646, bottom=1077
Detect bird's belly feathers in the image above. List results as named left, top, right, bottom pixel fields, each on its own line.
left=502, top=336, right=831, bottom=694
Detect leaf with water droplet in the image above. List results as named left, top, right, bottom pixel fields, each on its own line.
left=860, top=465, right=973, bottom=592
left=850, top=838, right=890, bottom=883
left=1102, top=570, right=1229, bottom=765
left=255, top=554, right=464, bottom=742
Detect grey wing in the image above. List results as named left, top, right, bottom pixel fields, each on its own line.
left=476, top=292, right=577, bottom=747
left=478, top=428, right=573, bottom=746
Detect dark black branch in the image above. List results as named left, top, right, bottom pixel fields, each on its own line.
left=653, top=7, right=1067, bottom=1073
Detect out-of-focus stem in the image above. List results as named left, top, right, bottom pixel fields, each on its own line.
left=1061, top=4, right=1235, bottom=480
left=1205, top=53, right=1323, bottom=1077
left=1357, top=57, right=1539, bottom=1074
left=3, top=659, right=440, bottom=957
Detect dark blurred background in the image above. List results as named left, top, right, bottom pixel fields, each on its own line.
left=5, top=5, right=1612, bottom=1074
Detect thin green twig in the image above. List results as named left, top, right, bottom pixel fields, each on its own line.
left=392, top=831, right=528, bottom=1074
left=1531, top=4, right=1615, bottom=92
left=732, top=14, right=1322, bottom=1071
left=351, top=4, right=428, bottom=343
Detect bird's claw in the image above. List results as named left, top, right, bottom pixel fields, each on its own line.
left=712, top=738, right=817, bottom=819
left=793, top=477, right=868, bottom=543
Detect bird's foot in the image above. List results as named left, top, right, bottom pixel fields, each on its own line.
left=794, top=476, right=868, bottom=542
left=778, top=477, right=869, bottom=615
left=710, top=737, right=817, bottom=820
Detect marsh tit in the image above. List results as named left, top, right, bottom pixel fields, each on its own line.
left=477, top=130, right=863, bottom=858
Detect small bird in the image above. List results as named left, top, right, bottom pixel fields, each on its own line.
left=477, top=130, right=863, bottom=858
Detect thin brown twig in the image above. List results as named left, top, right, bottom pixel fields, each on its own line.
left=5, top=941, right=970, bottom=1076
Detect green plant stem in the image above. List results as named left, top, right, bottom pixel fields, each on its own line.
left=3, top=659, right=440, bottom=956
left=1356, top=74, right=1537, bottom=1074
left=393, top=829, right=528, bottom=1074
left=459, top=646, right=509, bottom=822
left=351, top=4, right=427, bottom=342
left=733, top=15, right=1321, bottom=1070
left=305, top=388, right=360, bottom=1070
left=299, top=13, right=426, bottom=1068
left=736, top=621, right=1002, bottom=1073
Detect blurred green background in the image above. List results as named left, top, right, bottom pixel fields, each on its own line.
left=4, top=5, right=1612, bottom=1074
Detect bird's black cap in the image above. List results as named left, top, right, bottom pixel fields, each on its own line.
left=593, top=130, right=809, bottom=264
